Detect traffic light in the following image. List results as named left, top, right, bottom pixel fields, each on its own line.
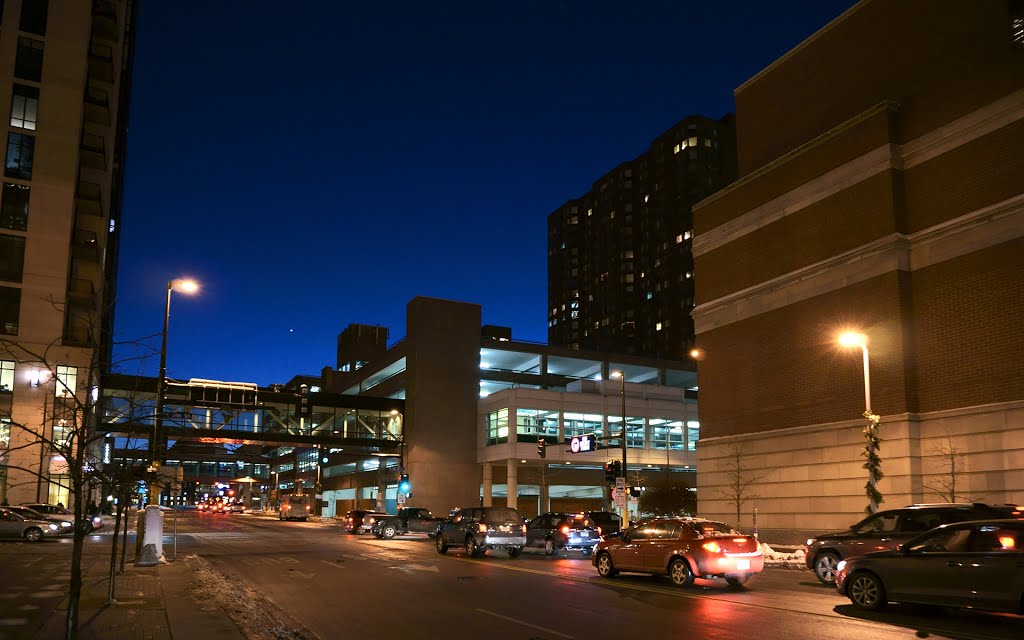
left=537, top=438, right=546, bottom=458
left=604, top=460, right=621, bottom=482
left=398, top=474, right=411, bottom=494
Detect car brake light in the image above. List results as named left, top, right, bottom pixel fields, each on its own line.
left=478, top=524, right=488, bottom=532
left=732, top=538, right=747, bottom=543
left=306, top=505, right=311, bottom=511
left=561, top=525, right=570, bottom=535
left=521, top=524, right=527, bottom=533
left=702, top=541, right=722, bottom=553
left=597, top=527, right=602, bottom=535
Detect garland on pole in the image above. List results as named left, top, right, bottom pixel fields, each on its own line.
left=861, top=410, right=883, bottom=514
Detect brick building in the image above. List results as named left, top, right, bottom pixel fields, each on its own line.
left=691, top=0, right=1023, bottom=539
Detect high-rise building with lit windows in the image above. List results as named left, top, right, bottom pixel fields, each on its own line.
left=0, top=1, right=137, bottom=504
left=547, top=114, right=737, bottom=359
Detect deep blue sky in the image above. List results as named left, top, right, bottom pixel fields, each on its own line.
left=113, top=1, right=853, bottom=386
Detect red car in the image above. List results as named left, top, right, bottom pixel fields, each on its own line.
left=592, top=517, right=764, bottom=587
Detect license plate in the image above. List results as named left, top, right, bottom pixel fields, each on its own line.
left=499, top=525, right=510, bottom=532
left=736, top=559, right=750, bottom=571
left=580, top=531, right=589, bottom=538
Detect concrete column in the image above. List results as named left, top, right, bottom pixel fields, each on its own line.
left=506, top=459, right=518, bottom=509
left=482, top=463, right=492, bottom=507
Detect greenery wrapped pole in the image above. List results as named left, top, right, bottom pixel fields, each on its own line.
left=862, top=410, right=883, bottom=514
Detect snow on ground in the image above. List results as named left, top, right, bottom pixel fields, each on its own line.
left=758, top=542, right=807, bottom=568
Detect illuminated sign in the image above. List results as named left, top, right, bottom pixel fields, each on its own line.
left=569, top=433, right=597, bottom=454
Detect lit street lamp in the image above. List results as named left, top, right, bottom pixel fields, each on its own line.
left=149, top=278, right=199, bottom=503
left=838, top=330, right=882, bottom=513
left=610, top=370, right=628, bottom=529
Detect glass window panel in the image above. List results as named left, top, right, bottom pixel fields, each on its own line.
left=10, top=85, right=39, bottom=130
left=5, top=132, right=35, bottom=180
left=19, top=0, right=49, bottom=35
left=0, top=360, right=14, bottom=391
left=0, top=286, right=20, bottom=335
left=1, top=183, right=30, bottom=231
left=486, top=408, right=509, bottom=445
left=0, top=234, right=26, bottom=282
left=14, top=37, right=44, bottom=82
left=55, top=365, right=77, bottom=398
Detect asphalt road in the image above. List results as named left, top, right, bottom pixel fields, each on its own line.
left=2, top=511, right=1023, bottom=640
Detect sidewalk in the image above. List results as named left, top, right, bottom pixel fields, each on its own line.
left=37, top=553, right=245, bottom=640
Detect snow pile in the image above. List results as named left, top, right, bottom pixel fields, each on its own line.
left=186, top=554, right=313, bottom=639
left=758, top=542, right=806, bottom=568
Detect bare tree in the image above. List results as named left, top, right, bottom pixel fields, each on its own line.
left=715, top=444, right=767, bottom=527
left=517, top=464, right=564, bottom=514
left=924, top=431, right=982, bottom=503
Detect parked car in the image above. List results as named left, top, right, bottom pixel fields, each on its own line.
left=806, top=503, right=1023, bottom=586
left=435, top=507, right=527, bottom=557
left=5, top=506, right=74, bottom=536
left=593, top=517, right=764, bottom=587
left=19, top=503, right=102, bottom=533
left=586, top=511, right=622, bottom=535
left=526, top=512, right=601, bottom=555
left=371, top=507, right=444, bottom=539
left=836, top=519, right=1024, bottom=613
left=0, top=507, right=61, bottom=542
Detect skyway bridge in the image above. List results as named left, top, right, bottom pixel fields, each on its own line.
left=100, top=374, right=404, bottom=455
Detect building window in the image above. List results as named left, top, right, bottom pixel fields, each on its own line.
left=52, top=419, right=71, bottom=448
left=685, top=420, right=700, bottom=451
left=1013, top=0, right=1024, bottom=47
left=55, top=365, right=77, bottom=398
left=0, top=234, right=26, bottom=282
left=563, top=412, right=603, bottom=440
left=0, top=417, right=10, bottom=448
left=0, top=287, right=20, bottom=335
left=0, top=183, right=30, bottom=231
left=516, top=408, right=558, bottom=444
left=15, top=37, right=44, bottom=82
left=10, top=85, right=39, bottom=131
left=19, top=0, right=49, bottom=35
left=0, top=360, right=14, bottom=391
left=47, top=474, right=70, bottom=507
left=486, top=408, right=509, bottom=445
left=5, top=133, right=35, bottom=180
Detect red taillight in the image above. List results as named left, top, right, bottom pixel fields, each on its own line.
left=732, top=538, right=747, bottom=543
left=521, top=524, right=527, bottom=533
left=306, top=506, right=311, bottom=511
left=702, top=541, right=722, bottom=553
left=597, top=527, right=602, bottom=535
left=560, top=525, right=570, bottom=535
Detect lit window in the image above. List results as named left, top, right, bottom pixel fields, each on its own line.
left=684, top=231, right=692, bottom=240
left=644, top=195, right=649, bottom=203
left=1, top=183, right=30, bottom=232
left=5, top=133, right=35, bottom=180
left=646, top=292, right=653, bottom=300
left=688, top=136, right=697, bottom=147
left=656, top=323, right=662, bottom=331
left=55, top=365, right=77, bottom=398
left=0, top=359, right=14, bottom=391
left=673, top=144, right=680, bottom=154
left=675, top=234, right=682, bottom=244
left=705, top=138, right=711, bottom=147
left=10, top=85, right=39, bottom=130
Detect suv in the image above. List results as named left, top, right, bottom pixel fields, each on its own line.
left=806, top=503, right=1023, bottom=585
left=526, top=512, right=601, bottom=555
left=342, top=510, right=390, bottom=534
left=435, top=507, right=526, bottom=557
left=586, top=511, right=622, bottom=535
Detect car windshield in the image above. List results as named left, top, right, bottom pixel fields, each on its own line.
left=484, top=508, right=520, bottom=523
left=565, top=516, right=595, bottom=528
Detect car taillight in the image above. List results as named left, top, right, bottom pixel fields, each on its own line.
left=521, top=524, right=527, bottom=533
left=478, top=524, right=488, bottom=532
left=732, top=538, right=747, bottom=543
left=596, top=526, right=602, bottom=535
left=702, top=541, right=722, bottom=553
left=306, top=506, right=311, bottom=511
left=561, top=525, right=570, bottom=535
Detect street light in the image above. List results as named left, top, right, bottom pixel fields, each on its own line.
left=610, top=370, right=628, bottom=529
left=838, top=330, right=882, bottom=513
left=150, top=278, right=199, bottom=503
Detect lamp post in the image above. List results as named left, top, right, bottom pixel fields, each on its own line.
left=610, top=371, right=628, bottom=529
left=149, top=278, right=198, bottom=504
left=839, top=331, right=882, bottom=513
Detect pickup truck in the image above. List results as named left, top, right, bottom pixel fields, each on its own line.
left=370, top=507, right=444, bottom=539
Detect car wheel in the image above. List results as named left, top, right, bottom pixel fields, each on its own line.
left=508, top=547, right=522, bottom=558
left=544, top=538, right=556, bottom=556
left=466, top=537, right=481, bottom=558
left=24, top=527, right=43, bottom=542
left=373, top=530, right=383, bottom=539
left=436, top=533, right=448, bottom=554
left=814, top=551, right=841, bottom=586
left=382, top=524, right=397, bottom=539
left=725, top=574, right=750, bottom=587
left=669, top=558, right=695, bottom=587
left=848, top=571, right=887, bottom=611
left=596, top=552, right=617, bottom=578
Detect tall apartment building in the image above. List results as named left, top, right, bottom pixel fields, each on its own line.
left=548, top=114, right=737, bottom=359
left=692, top=0, right=1023, bottom=538
left=0, top=1, right=137, bottom=504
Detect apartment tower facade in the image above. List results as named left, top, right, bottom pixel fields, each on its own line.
left=0, top=1, right=136, bottom=504
left=692, top=0, right=1023, bottom=538
left=548, top=114, right=737, bottom=359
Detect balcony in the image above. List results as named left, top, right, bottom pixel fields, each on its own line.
left=75, top=180, right=104, bottom=217
left=80, top=133, right=106, bottom=171
left=83, top=85, right=111, bottom=126
left=88, top=43, right=114, bottom=84
left=67, top=278, right=97, bottom=308
left=91, top=0, right=120, bottom=43
left=72, top=229, right=100, bottom=262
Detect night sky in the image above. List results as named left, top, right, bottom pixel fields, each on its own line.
left=112, top=1, right=853, bottom=386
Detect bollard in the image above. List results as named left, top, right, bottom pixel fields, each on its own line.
left=134, top=505, right=165, bottom=566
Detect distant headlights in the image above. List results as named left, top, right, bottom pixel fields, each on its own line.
left=48, top=523, right=59, bottom=531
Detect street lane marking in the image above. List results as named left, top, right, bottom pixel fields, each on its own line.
left=475, top=608, right=573, bottom=639
left=320, top=560, right=344, bottom=569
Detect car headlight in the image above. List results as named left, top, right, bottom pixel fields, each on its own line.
left=836, top=560, right=847, bottom=573
left=48, top=523, right=59, bottom=531
left=92, top=516, right=102, bottom=524
left=60, top=522, right=72, bottom=528
left=806, top=538, right=814, bottom=546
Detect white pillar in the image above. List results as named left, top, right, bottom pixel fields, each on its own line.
left=135, top=505, right=165, bottom=566
left=482, top=463, right=492, bottom=507
left=506, top=459, right=518, bottom=509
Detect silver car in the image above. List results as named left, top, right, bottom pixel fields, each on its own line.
left=836, top=519, right=1024, bottom=613
left=435, top=507, right=526, bottom=557
left=0, top=507, right=61, bottom=542
left=5, top=506, right=74, bottom=536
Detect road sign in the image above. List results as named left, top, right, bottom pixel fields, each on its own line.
left=397, top=494, right=406, bottom=505
left=568, top=433, right=597, bottom=453
left=615, top=477, right=626, bottom=491
left=614, top=493, right=627, bottom=509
